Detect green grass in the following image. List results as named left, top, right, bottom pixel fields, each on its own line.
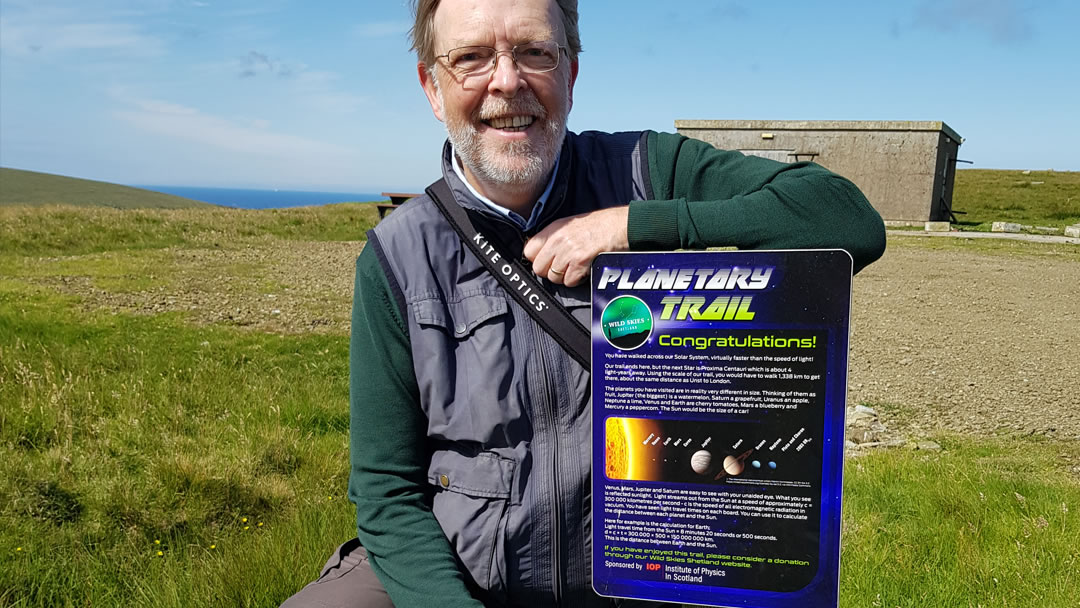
left=0, top=288, right=355, bottom=607
left=1, top=202, right=1077, bottom=606
left=888, top=231, right=1080, bottom=263
left=841, top=437, right=1079, bottom=607
left=952, top=169, right=1080, bottom=230
left=0, top=203, right=380, bottom=257
left=0, top=168, right=213, bottom=209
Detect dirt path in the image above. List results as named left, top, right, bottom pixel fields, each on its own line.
left=848, top=239, right=1080, bottom=440
left=45, top=237, right=1080, bottom=440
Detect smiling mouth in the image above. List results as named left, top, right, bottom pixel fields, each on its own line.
left=482, top=115, right=535, bottom=132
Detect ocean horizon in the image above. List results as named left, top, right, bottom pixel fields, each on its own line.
left=136, top=185, right=386, bottom=209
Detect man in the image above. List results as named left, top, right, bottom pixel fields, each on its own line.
left=282, top=0, right=885, bottom=606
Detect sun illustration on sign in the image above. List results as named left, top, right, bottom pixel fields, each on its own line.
left=605, top=417, right=630, bottom=479
left=605, top=417, right=665, bottom=480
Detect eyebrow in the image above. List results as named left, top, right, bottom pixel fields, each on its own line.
left=444, top=29, right=557, bottom=49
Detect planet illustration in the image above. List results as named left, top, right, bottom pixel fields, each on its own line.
left=690, top=450, right=712, bottom=475
left=751, top=460, right=761, bottom=469
left=714, top=448, right=755, bottom=481
left=768, top=461, right=777, bottom=470
left=723, top=455, right=745, bottom=476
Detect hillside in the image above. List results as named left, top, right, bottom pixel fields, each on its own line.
left=0, top=167, right=212, bottom=209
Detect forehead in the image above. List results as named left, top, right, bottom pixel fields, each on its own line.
left=433, top=0, right=562, bottom=48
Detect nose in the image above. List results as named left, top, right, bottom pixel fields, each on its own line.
left=487, top=51, right=525, bottom=97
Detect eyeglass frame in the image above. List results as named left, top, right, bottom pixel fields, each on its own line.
left=434, top=40, right=569, bottom=77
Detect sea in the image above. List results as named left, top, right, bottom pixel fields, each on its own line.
left=136, top=185, right=385, bottom=209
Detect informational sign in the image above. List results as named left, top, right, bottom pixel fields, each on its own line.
left=591, top=250, right=852, bottom=607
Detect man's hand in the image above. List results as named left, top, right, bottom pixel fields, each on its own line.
left=524, top=206, right=630, bottom=287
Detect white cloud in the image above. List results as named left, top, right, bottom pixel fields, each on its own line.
left=291, top=70, right=368, bottom=113
left=0, top=7, right=164, bottom=56
left=111, top=91, right=358, bottom=164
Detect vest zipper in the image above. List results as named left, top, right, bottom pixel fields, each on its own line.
left=477, top=211, right=571, bottom=604
left=536, top=330, right=565, bottom=606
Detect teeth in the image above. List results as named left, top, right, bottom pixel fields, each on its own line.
left=488, top=116, right=534, bottom=129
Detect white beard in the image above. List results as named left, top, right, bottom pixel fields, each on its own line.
left=438, top=86, right=567, bottom=192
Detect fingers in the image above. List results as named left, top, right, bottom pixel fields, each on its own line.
left=523, top=207, right=629, bottom=287
left=525, top=220, right=585, bottom=286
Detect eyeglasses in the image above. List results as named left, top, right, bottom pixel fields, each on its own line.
left=436, top=40, right=566, bottom=77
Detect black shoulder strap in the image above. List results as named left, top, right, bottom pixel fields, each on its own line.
left=425, top=179, right=591, bottom=369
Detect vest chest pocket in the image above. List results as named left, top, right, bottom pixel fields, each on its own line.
left=410, top=292, right=513, bottom=407
left=428, top=450, right=515, bottom=598
left=412, top=291, right=508, bottom=338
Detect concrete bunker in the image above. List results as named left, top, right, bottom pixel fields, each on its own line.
left=676, top=120, right=963, bottom=223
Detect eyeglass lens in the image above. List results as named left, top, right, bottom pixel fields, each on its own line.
left=446, top=41, right=560, bottom=75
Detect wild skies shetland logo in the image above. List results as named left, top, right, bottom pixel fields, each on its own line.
left=600, top=296, right=653, bottom=350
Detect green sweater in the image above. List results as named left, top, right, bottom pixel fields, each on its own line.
left=347, top=131, right=885, bottom=607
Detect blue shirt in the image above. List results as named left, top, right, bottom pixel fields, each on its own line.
left=450, top=147, right=561, bottom=231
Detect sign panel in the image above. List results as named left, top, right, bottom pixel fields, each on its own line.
left=591, top=250, right=852, bottom=607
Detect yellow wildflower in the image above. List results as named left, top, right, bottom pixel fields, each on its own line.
left=154, top=539, right=161, bottom=545
left=257, top=522, right=263, bottom=527
left=210, top=544, right=216, bottom=550
left=241, top=517, right=248, bottom=523
left=156, top=551, right=164, bottom=557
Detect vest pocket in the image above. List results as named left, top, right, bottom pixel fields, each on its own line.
left=412, top=291, right=508, bottom=338
left=428, top=450, right=515, bottom=597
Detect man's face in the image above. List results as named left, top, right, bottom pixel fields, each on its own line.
left=420, top=0, right=578, bottom=194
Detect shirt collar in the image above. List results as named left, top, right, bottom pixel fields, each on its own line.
left=450, top=146, right=561, bottom=231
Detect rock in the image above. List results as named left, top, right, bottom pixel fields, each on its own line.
left=848, top=410, right=876, bottom=425
left=924, top=221, right=951, bottom=232
left=854, top=404, right=877, bottom=416
left=991, top=222, right=1022, bottom=233
left=912, top=440, right=942, bottom=451
left=1065, top=225, right=1080, bottom=238
left=849, top=428, right=881, bottom=444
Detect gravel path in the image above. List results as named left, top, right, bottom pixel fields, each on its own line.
left=47, top=236, right=1080, bottom=440
left=849, top=239, right=1080, bottom=440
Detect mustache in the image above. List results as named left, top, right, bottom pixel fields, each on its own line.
left=475, top=92, right=547, bottom=121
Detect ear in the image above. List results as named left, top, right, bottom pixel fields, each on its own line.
left=567, top=59, right=579, bottom=112
left=418, top=62, right=445, bottom=122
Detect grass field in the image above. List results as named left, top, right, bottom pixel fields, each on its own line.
left=1, top=199, right=1077, bottom=607
left=0, top=168, right=212, bottom=210
left=952, top=169, right=1080, bottom=231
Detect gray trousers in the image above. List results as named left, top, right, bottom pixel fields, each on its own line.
left=281, top=539, right=689, bottom=608
left=280, top=539, right=393, bottom=608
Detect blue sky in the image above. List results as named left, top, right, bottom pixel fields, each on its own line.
left=1, top=0, right=1077, bottom=191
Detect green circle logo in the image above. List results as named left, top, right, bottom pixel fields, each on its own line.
left=601, top=296, right=653, bottom=350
